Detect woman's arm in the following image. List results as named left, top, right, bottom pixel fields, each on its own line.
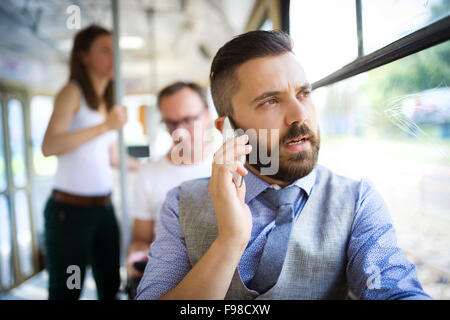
left=41, top=83, right=126, bottom=157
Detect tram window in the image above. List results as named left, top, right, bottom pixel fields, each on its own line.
left=312, top=41, right=450, bottom=299
left=0, top=102, right=5, bottom=191
left=30, top=95, right=56, bottom=176
left=147, top=112, right=172, bottom=160
left=259, top=18, right=273, bottom=31
left=290, top=0, right=357, bottom=83
left=122, top=94, right=152, bottom=147
left=14, top=190, right=33, bottom=278
left=362, top=0, right=450, bottom=55
left=122, top=94, right=173, bottom=159
left=0, top=195, right=12, bottom=289
left=7, top=99, right=27, bottom=188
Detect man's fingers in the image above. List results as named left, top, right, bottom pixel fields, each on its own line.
left=221, top=161, right=247, bottom=176
left=214, top=135, right=251, bottom=165
left=212, top=160, right=248, bottom=191
left=223, top=134, right=248, bottom=149
left=215, top=145, right=251, bottom=165
left=234, top=161, right=248, bottom=176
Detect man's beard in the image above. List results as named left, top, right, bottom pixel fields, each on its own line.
left=247, top=123, right=320, bottom=183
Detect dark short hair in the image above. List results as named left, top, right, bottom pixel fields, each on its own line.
left=157, top=81, right=208, bottom=110
left=210, top=30, right=293, bottom=117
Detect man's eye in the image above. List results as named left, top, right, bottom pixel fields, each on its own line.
left=263, top=98, right=278, bottom=105
left=298, top=91, right=311, bottom=98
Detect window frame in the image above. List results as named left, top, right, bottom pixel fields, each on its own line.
left=0, top=81, right=39, bottom=293
left=284, top=0, right=450, bottom=90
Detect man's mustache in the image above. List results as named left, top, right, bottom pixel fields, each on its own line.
left=281, top=123, right=317, bottom=145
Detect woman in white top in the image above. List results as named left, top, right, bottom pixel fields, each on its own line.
left=41, top=25, right=138, bottom=300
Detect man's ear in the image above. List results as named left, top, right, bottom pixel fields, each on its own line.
left=215, top=116, right=226, bottom=133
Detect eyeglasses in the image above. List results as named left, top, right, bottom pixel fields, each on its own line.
left=162, top=108, right=207, bottom=132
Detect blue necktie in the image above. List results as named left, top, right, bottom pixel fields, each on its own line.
left=248, top=185, right=302, bottom=293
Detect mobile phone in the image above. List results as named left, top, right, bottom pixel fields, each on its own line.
left=222, top=117, right=245, bottom=188
left=133, top=261, right=147, bottom=273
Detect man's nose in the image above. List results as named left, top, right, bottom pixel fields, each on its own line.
left=285, top=97, right=308, bottom=126
left=174, top=122, right=185, bottom=130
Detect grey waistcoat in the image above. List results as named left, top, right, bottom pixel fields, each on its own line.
left=179, top=164, right=359, bottom=299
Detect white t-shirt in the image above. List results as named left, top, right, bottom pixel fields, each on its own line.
left=132, top=154, right=213, bottom=231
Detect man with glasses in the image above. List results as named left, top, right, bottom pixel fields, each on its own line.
left=126, top=82, right=217, bottom=298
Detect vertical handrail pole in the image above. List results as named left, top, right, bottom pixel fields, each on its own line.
left=356, top=0, right=364, bottom=57
left=112, top=0, right=129, bottom=271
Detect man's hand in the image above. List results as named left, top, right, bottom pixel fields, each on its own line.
left=209, top=134, right=253, bottom=247
left=158, top=135, right=253, bottom=300
left=126, top=251, right=148, bottom=279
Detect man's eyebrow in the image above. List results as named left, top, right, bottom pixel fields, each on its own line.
left=251, top=91, right=282, bottom=104
left=296, top=83, right=312, bottom=91
left=250, top=83, right=312, bottom=105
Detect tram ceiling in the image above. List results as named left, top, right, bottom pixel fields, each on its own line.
left=0, top=0, right=256, bottom=94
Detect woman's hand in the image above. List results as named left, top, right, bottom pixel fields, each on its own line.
left=105, top=104, right=127, bottom=130
left=42, top=83, right=117, bottom=157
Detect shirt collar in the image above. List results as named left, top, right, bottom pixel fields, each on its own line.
left=243, top=165, right=317, bottom=203
left=244, top=166, right=270, bottom=203
left=292, top=167, right=316, bottom=197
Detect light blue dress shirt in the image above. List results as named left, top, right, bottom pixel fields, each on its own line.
left=135, top=166, right=432, bottom=300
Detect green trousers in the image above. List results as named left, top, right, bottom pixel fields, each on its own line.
left=44, top=197, right=121, bottom=300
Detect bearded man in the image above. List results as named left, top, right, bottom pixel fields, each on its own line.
left=135, top=30, right=431, bottom=300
